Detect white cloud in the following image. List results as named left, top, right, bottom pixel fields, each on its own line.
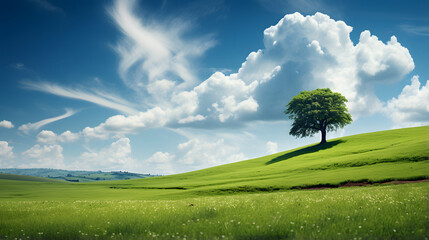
left=22, top=144, right=65, bottom=169
left=0, top=141, right=14, bottom=159
left=22, top=82, right=138, bottom=115
left=36, top=130, right=57, bottom=144
left=82, top=107, right=169, bottom=139
left=266, top=141, right=278, bottom=154
left=18, top=109, right=77, bottom=134
left=0, top=120, right=14, bottom=128
left=0, top=141, right=14, bottom=168
left=254, top=12, right=413, bottom=119
left=60, top=130, right=79, bottom=142
left=307, top=40, right=324, bottom=55
left=385, top=76, right=429, bottom=128
left=141, top=137, right=246, bottom=175
left=213, top=96, right=259, bottom=122
left=177, top=138, right=245, bottom=168
left=37, top=130, right=79, bottom=144
left=109, top=0, right=215, bottom=90
left=145, top=152, right=176, bottom=175
left=178, top=115, right=206, bottom=124
left=79, top=138, right=137, bottom=171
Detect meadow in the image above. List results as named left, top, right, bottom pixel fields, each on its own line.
left=0, top=183, right=427, bottom=240
left=0, top=126, right=428, bottom=239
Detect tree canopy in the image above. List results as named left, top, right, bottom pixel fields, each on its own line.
left=285, top=88, right=352, bottom=144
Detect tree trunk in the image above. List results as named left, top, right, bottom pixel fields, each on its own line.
left=320, top=128, right=327, bottom=144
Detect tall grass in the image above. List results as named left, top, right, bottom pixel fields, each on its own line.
left=1, top=183, right=427, bottom=239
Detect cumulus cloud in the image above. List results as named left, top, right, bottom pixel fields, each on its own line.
left=142, top=137, right=246, bottom=175
left=266, top=141, right=279, bottom=154
left=18, top=109, right=77, bottom=134
left=0, top=141, right=14, bottom=159
left=0, top=141, right=14, bottom=167
left=36, top=130, right=57, bottom=144
left=145, top=152, right=176, bottom=175
left=0, top=120, right=14, bottom=128
left=37, top=130, right=79, bottom=144
left=255, top=13, right=413, bottom=119
left=82, top=107, right=170, bottom=139
left=22, top=144, right=65, bottom=168
left=79, top=138, right=137, bottom=171
left=60, top=130, right=80, bottom=142
left=177, top=138, right=245, bottom=168
left=385, top=76, right=429, bottom=128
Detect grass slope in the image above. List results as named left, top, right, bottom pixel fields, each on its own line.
left=108, top=126, right=429, bottom=195
left=0, top=126, right=427, bottom=201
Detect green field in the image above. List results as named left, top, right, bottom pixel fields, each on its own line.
left=0, top=126, right=428, bottom=239
left=1, top=183, right=427, bottom=240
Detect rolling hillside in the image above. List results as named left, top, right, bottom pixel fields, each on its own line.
left=107, top=126, right=429, bottom=195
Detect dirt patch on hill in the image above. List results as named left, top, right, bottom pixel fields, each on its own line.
left=301, top=179, right=429, bottom=190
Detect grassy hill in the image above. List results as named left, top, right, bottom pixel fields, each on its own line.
left=0, top=126, right=427, bottom=201
left=106, top=126, right=428, bottom=195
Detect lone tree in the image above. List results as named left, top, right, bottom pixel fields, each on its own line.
left=285, top=88, right=352, bottom=144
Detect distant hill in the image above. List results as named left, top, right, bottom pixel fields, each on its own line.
left=0, top=173, right=63, bottom=183
left=0, top=168, right=160, bottom=182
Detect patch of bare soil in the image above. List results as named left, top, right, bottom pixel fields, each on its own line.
left=302, top=179, right=428, bottom=190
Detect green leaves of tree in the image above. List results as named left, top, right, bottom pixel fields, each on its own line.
left=285, top=88, right=352, bottom=142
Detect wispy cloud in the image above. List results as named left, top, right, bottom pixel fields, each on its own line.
left=30, top=0, right=65, bottom=15
left=18, top=109, right=77, bottom=134
left=108, top=0, right=215, bottom=90
left=257, top=0, right=331, bottom=14
left=22, top=81, right=139, bottom=115
left=12, top=63, right=25, bottom=70
left=10, top=62, right=37, bottom=74
left=400, top=24, right=429, bottom=36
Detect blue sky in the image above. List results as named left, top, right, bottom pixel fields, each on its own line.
left=0, top=0, right=428, bottom=174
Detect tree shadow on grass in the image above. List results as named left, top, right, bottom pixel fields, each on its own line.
left=266, top=140, right=345, bottom=165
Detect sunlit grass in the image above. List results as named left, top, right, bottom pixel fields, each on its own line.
left=0, top=183, right=427, bottom=239
left=106, top=126, right=429, bottom=194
